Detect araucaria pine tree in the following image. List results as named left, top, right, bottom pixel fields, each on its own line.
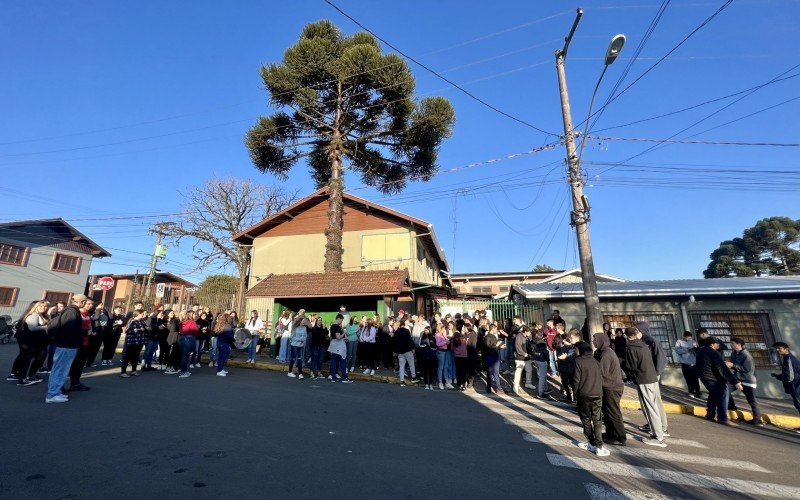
left=245, top=20, right=455, bottom=272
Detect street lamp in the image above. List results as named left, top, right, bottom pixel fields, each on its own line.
left=578, top=34, right=626, bottom=161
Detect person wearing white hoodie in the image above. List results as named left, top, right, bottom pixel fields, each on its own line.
left=287, top=311, right=308, bottom=379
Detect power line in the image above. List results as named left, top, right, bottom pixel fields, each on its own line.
left=323, top=0, right=557, bottom=137
left=590, top=136, right=800, bottom=147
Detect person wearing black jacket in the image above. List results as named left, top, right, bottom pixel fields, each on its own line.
left=141, top=307, right=163, bottom=371
left=45, top=295, right=89, bottom=403
left=393, top=321, right=416, bottom=386
left=637, top=322, right=667, bottom=377
left=696, top=338, right=742, bottom=426
left=574, top=341, right=609, bottom=457
left=594, top=332, right=626, bottom=446
left=102, top=306, right=126, bottom=366
left=86, top=302, right=111, bottom=368
left=625, top=327, right=667, bottom=447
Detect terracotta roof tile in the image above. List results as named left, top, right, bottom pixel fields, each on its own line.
left=246, top=269, right=410, bottom=298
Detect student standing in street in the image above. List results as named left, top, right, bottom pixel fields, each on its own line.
left=178, top=311, right=199, bottom=378
left=451, top=329, right=468, bottom=391
left=102, top=306, right=126, bottom=366
left=244, top=310, right=264, bottom=364
left=328, top=314, right=351, bottom=383
left=557, top=330, right=580, bottom=403
left=393, top=319, right=416, bottom=387
left=727, top=338, right=762, bottom=425
left=512, top=325, right=533, bottom=396
left=594, top=332, right=626, bottom=446
left=67, top=298, right=94, bottom=392
left=697, top=337, right=743, bottom=426
left=345, top=317, right=360, bottom=373
left=308, top=317, right=328, bottom=379
left=419, top=326, right=438, bottom=390
left=624, top=327, right=668, bottom=447
left=675, top=331, right=701, bottom=399
left=288, top=313, right=308, bottom=379
left=574, top=341, right=610, bottom=457
left=771, top=342, right=800, bottom=432
left=120, top=311, right=147, bottom=378
left=215, top=313, right=234, bottom=377
left=9, top=301, right=49, bottom=386
left=360, top=318, right=377, bottom=376
left=483, top=324, right=505, bottom=395
left=86, top=302, right=111, bottom=368
left=45, top=295, right=89, bottom=403
left=545, top=320, right=560, bottom=376
left=164, top=310, right=182, bottom=374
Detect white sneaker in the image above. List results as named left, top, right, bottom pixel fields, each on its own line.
left=298, top=374, right=304, bottom=380
left=287, top=372, right=296, bottom=378
left=577, top=442, right=591, bottom=451
left=525, top=383, right=536, bottom=390
left=221, top=370, right=228, bottom=375
left=439, top=383, right=445, bottom=390
left=445, top=383, right=454, bottom=389
left=369, top=369, right=375, bottom=376
left=178, top=372, right=191, bottom=378
left=363, top=368, right=370, bottom=374
left=45, top=394, right=68, bottom=403
left=216, top=372, right=227, bottom=377
left=595, top=446, right=610, bottom=457
left=349, top=367, right=353, bottom=373
left=642, top=438, right=667, bottom=448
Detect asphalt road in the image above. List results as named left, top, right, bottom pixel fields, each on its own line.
left=1, top=344, right=799, bottom=500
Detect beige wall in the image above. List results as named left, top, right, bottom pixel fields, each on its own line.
left=246, top=296, right=275, bottom=335
left=249, top=228, right=441, bottom=287
left=539, top=296, right=800, bottom=400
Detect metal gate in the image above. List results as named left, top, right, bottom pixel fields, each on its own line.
left=436, top=299, right=543, bottom=326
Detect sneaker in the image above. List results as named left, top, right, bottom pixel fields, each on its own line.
left=400, top=382, right=406, bottom=387
left=69, top=383, right=91, bottom=391
left=641, top=438, right=667, bottom=448
left=595, top=447, right=610, bottom=457
left=29, top=377, right=43, bottom=385
left=637, top=424, right=651, bottom=433
left=363, top=368, right=370, bottom=375
left=328, top=375, right=333, bottom=380
left=576, top=442, right=592, bottom=451
left=369, top=370, right=375, bottom=376
left=298, top=374, right=304, bottom=380
left=349, top=367, right=354, bottom=373
left=287, top=372, right=296, bottom=378
left=208, top=362, right=214, bottom=367
left=330, top=377, right=338, bottom=382
left=662, top=430, right=671, bottom=437
left=342, top=379, right=353, bottom=384
left=18, top=379, right=37, bottom=387
left=439, top=383, right=445, bottom=390
left=310, top=374, right=317, bottom=380
left=221, top=370, right=228, bottom=375
left=178, top=372, right=191, bottom=378
left=120, top=373, right=130, bottom=378
left=131, top=371, right=139, bottom=377
left=6, top=374, right=19, bottom=381
left=45, top=394, right=69, bottom=403
left=38, top=367, right=51, bottom=373
left=445, top=383, right=454, bottom=389
left=216, top=372, right=227, bottom=377
left=164, top=368, right=178, bottom=374
left=525, top=383, right=536, bottom=390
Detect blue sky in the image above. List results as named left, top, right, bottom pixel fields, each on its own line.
left=2, top=0, right=798, bottom=283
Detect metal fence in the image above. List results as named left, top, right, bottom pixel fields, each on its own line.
left=436, top=298, right=543, bottom=326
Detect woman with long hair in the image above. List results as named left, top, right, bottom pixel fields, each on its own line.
left=452, top=329, right=468, bottom=392
left=360, top=318, right=377, bottom=376
left=434, top=323, right=450, bottom=390
left=178, top=311, right=199, bottom=378
left=214, top=313, right=234, bottom=376
left=193, top=311, right=211, bottom=368
left=120, top=311, right=147, bottom=378
left=419, top=326, right=438, bottom=390
left=7, top=301, right=49, bottom=386
left=277, top=310, right=293, bottom=363
left=288, top=311, right=308, bottom=379
left=164, top=310, right=182, bottom=374
left=483, top=323, right=505, bottom=395
left=345, top=317, right=360, bottom=373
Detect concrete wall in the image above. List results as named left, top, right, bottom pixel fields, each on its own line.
left=540, top=296, right=800, bottom=400
left=0, top=231, right=93, bottom=319
left=249, top=228, right=441, bottom=287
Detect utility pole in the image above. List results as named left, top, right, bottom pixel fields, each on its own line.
left=144, top=223, right=168, bottom=298
left=555, top=8, right=604, bottom=337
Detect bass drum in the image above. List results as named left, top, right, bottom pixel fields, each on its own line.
left=233, top=328, right=252, bottom=350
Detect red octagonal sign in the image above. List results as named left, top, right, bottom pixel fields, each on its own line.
left=97, top=276, right=115, bottom=291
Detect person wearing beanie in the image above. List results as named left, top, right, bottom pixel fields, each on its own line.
left=574, top=341, right=609, bottom=457
left=625, top=327, right=668, bottom=447
left=594, top=332, right=626, bottom=446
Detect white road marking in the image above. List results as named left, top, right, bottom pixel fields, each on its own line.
left=547, top=454, right=798, bottom=498
left=584, top=482, right=685, bottom=500
left=504, top=419, right=708, bottom=449
left=523, top=434, right=770, bottom=473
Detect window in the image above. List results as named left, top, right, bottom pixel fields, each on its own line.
left=690, top=311, right=777, bottom=367
left=0, top=243, right=28, bottom=266
left=43, top=291, right=71, bottom=305
left=51, top=253, right=81, bottom=273
left=471, top=286, right=493, bottom=294
left=604, top=313, right=679, bottom=364
left=361, top=233, right=411, bottom=261
left=498, top=286, right=510, bottom=293
left=0, top=286, right=18, bottom=307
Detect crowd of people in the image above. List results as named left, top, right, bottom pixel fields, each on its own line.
left=5, top=295, right=266, bottom=403
left=6, top=297, right=800, bottom=444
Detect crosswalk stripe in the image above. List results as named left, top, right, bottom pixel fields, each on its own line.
left=584, top=482, right=686, bottom=500
left=523, top=434, right=770, bottom=473
left=547, top=453, right=799, bottom=498
left=503, top=419, right=708, bottom=449
left=484, top=406, right=582, bottom=424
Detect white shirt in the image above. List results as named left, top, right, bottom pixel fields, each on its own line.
left=245, top=317, right=264, bottom=335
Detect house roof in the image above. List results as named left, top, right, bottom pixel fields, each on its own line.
left=246, top=269, right=410, bottom=299
left=449, top=271, right=563, bottom=280
left=232, top=187, right=450, bottom=272
left=512, top=276, right=800, bottom=300
left=539, top=268, right=625, bottom=283
left=94, top=272, right=196, bottom=288
left=0, top=218, right=111, bottom=257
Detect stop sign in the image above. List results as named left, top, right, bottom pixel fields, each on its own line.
left=97, top=276, right=115, bottom=291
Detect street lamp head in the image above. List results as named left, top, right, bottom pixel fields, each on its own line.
left=605, top=34, right=626, bottom=66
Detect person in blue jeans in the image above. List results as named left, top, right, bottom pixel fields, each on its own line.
left=696, top=337, right=742, bottom=425
left=435, top=325, right=450, bottom=390
left=45, top=295, right=89, bottom=403
left=142, top=307, right=164, bottom=371
left=215, top=314, right=234, bottom=376
left=178, top=311, right=199, bottom=378
left=288, top=313, right=308, bottom=379
left=483, top=324, right=504, bottom=395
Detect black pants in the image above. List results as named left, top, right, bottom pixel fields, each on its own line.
left=560, top=371, right=576, bottom=401
left=739, top=385, right=762, bottom=420
left=455, top=356, right=468, bottom=388
left=577, top=396, right=603, bottom=448
left=158, top=340, right=171, bottom=365
left=421, top=357, right=436, bottom=385
left=168, top=343, right=182, bottom=369
left=381, top=342, right=394, bottom=369
left=362, top=343, right=376, bottom=370
left=602, top=387, right=626, bottom=443
left=680, top=363, right=701, bottom=396
left=85, top=334, right=103, bottom=367
left=69, top=346, right=88, bottom=386
left=102, top=332, right=121, bottom=361
left=12, top=334, right=47, bottom=380
left=121, top=344, right=143, bottom=373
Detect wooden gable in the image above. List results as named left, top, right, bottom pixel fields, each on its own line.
left=260, top=199, right=408, bottom=238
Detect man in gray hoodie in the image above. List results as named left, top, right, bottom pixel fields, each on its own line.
left=594, top=332, right=626, bottom=446
left=727, top=337, right=762, bottom=425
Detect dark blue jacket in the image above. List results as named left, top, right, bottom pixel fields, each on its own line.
left=217, top=324, right=235, bottom=345
left=776, top=352, right=800, bottom=396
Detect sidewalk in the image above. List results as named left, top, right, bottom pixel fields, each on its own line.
left=225, top=352, right=800, bottom=430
